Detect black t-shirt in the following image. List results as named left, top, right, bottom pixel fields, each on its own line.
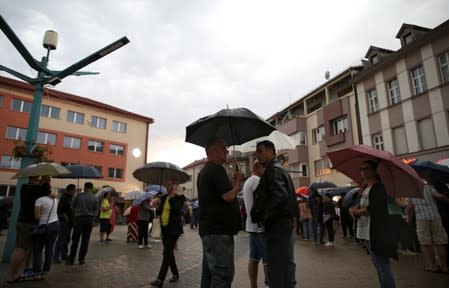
left=57, top=193, right=74, bottom=222
left=18, top=183, right=46, bottom=223
left=198, top=162, right=241, bottom=236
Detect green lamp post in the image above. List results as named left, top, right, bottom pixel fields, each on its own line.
left=0, top=14, right=129, bottom=262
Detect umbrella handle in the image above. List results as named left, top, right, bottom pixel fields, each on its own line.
left=232, top=145, right=239, bottom=171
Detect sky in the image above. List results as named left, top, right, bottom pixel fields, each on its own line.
left=1, top=0, right=449, bottom=167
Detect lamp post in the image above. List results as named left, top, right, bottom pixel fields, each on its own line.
left=0, top=15, right=129, bottom=262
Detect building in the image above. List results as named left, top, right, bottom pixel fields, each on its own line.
left=353, top=19, right=449, bottom=162
left=0, top=76, right=154, bottom=196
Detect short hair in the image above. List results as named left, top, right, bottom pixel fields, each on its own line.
left=256, top=140, right=276, bottom=154
left=66, top=184, right=76, bottom=191
left=205, top=138, right=225, bottom=155
left=84, top=182, right=94, bottom=190
left=364, top=159, right=379, bottom=170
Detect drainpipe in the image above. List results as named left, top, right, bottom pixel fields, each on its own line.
left=351, top=68, right=363, bottom=145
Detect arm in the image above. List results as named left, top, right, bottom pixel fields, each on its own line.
left=34, top=205, right=41, bottom=224
left=432, top=191, right=449, bottom=204
left=222, top=171, right=244, bottom=203
left=407, top=200, right=415, bottom=224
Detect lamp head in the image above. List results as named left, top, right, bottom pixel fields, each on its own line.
left=43, top=30, right=58, bottom=50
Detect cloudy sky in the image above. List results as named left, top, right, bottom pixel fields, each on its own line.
left=1, top=0, right=449, bottom=167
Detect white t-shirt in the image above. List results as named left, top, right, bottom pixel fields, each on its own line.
left=356, top=186, right=371, bottom=241
left=35, top=196, right=59, bottom=225
left=242, top=175, right=263, bottom=233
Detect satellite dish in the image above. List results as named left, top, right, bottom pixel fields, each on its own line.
left=325, top=71, right=330, bottom=80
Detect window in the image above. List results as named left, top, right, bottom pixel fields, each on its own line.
left=418, top=118, right=437, bottom=150
left=300, top=163, right=308, bottom=177
left=37, top=131, right=56, bottom=145
left=370, top=54, right=379, bottom=64
left=411, top=65, right=427, bottom=95
left=367, top=89, right=379, bottom=113
left=112, top=120, right=127, bottom=133
left=110, top=144, right=125, bottom=155
left=6, top=126, right=27, bottom=140
left=40, top=104, right=60, bottom=119
left=90, top=116, right=107, bottom=129
left=312, top=126, right=325, bottom=144
left=291, top=132, right=306, bottom=146
left=404, top=33, right=413, bottom=45
left=393, top=126, right=408, bottom=155
left=387, top=79, right=401, bottom=105
left=0, top=185, right=16, bottom=197
left=332, top=117, right=349, bottom=135
left=67, top=111, right=84, bottom=124
left=0, top=95, right=3, bottom=107
left=11, top=98, right=32, bottom=113
left=108, top=168, right=123, bottom=179
left=87, top=140, right=104, bottom=152
left=315, top=158, right=332, bottom=177
left=0, top=155, right=21, bottom=169
left=438, top=51, right=449, bottom=84
left=372, top=134, right=384, bottom=150
left=63, top=136, right=81, bottom=149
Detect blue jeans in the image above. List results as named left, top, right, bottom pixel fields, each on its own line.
left=33, top=221, right=59, bottom=274
left=201, top=234, right=234, bottom=288
left=302, top=219, right=311, bottom=240
left=370, top=252, right=396, bottom=288
left=54, top=219, right=72, bottom=261
left=312, top=218, right=324, bottom=242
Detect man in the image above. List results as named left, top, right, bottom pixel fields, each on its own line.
left=309, top=188, right=325, bottom=245
left=54, top=184, right=76, bottom=263
left=66, top=182, right=98, bottom=265
left=7, top=176, right=56, bottom=283
left=197, top=138, right=244, bottom=288
left=252, top=140, right=298, bottom=288
left=408, top=169, right=449, bottom=274
left=242, top=160, right=268, bottom=288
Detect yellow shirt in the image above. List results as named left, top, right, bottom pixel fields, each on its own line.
left=161, top=197, right=171, bottom=226
left=100, top=198, right=112, bottom=219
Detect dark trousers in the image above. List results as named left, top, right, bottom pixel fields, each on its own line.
left=137, top=220, right=149, bottom=245
left=325, top=219, right=335, bottom=242
left=157, top=227, right=180, bottom=281
left=54, top=219, right=72, bottom=261
left=265, top=218, right=295, bottom=288
left=68, top=216, right=94, bottom=262
left=341, top=212, right=354, bottom=238
left=33, top=221, right=59, bottom=274
left=201, top=234, right=234, bottom=288
left=312, top=217, right=324, bottom=242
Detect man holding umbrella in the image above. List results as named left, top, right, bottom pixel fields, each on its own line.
left=197, top=138, right=244, bottom=288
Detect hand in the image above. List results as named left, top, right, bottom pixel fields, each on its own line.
left=233, top=171, right=244, bottom=182
left=150, top=198, right=160, bottom=207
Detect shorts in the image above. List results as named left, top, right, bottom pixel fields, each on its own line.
left=249, top=232, right=267, bottom=264
left=416, top=220, right=448, bottom=245
left=16, top=222, right=33, bottom=249
left=100, top=218, right=111, bottom=233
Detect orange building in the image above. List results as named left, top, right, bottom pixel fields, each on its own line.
left=0, top=76, right=153, bottom=196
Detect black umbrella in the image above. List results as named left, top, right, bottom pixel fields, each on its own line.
left=341, top=187, right=360, bottom=208
left=133, top=161, right=190, bottom=185
left=319, top=186, right=357, bottom=196
left=54, top=164, right=102, bottom=187
left=185, top=107, right=276, bottom=148
left=410, top=159, right=449, bottom=184
left=308, top=181, right=337, bottom=192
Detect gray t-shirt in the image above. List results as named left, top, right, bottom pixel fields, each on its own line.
left=73, top=191, right=99, bottom=217
left=35, top=196, right=59, bottom=225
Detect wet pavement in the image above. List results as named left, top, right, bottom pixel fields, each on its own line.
left=0, top=224, right=448, bottom=288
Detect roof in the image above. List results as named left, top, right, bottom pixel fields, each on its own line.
left=395, top=23, right=431, bottom=39
left=364, top=45, right=395, bottom=59
left=183, top=158, right=207, bottom=170
left=0, top=76, right=154, bottom=124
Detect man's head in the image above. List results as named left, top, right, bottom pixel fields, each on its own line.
left=84, top=182, right=94, bottom=192
left=66, top=184, right=76, bottom=195
left=205, top=138, right=228, bottom=164
left=41, top=175, right=51, bottom=184
left=255, top=140, right=276, bottom=165
left=252, top=160, right=265, bottom=177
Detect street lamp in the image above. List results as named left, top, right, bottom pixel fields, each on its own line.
left=0, top=14, right=129, bottom=262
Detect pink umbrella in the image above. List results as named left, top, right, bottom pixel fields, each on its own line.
left=327, top=145, right=424, bottom=198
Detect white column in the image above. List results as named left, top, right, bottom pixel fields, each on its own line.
left=421, top=44, right=440, bottom=89
left=429, top=89, right=449, bottom=146
left=396, top=59, right=412, bottom=101
left=382, top=128, right=394, bottom=153
left=402, top=100, right=420, bottom=153
left=375, top=72, right=388, bottom=109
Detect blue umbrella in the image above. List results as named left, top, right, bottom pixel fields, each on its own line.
left=411, top=159, right=449, bottom=184
left=319, top=186, right=357, bottom=196
left=341, top=187, right=360, bottom=208
left=133, top=185, right=167, bottom=206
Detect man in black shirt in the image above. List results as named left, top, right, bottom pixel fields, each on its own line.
left=54, top=184, right=76, bottom=263
left=197, top=138, right=244, bottom=288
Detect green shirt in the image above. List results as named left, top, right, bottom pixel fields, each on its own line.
left=161, top=196, right=171, bottom=226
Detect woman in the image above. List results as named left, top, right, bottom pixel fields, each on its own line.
left=99, top=191, right=112, bottom=244
left=323, top=193, right=336, bottom=246
left=137, top=198, right=153, bottom=248
left=352, top=160, right=397, bottom=288
left=299, top=198, right=312, bottom=240
left=32, top=177, right=59, bottom=280
left=125, top=205, right=139, bottom=242
left=150, top=181, right=186, bottom=287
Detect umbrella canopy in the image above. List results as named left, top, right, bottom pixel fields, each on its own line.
left=341, top=187, right=360, bottom=208
left=319, top=186, right=357, bottom=196
left=233, top=130, right=298, bottom=153
left=133, top=162, right=190, bottom=185
left=55, top=164, right=102, bottom=179
left=123, top=190, right=146, bottom=200
left=11, top=162, right=71, bottom=179
left=295, top=186, right=309, bottom=197
left=308, top=181, right=337, bottom=192
left=327, top=144, right=424, bottom=198
left=410, top=159, right=449, bottom=184
left=185, top=107, right=276, bottom=148
left=133, top=185, right=167, bottom=206
left=437, top=158, right=449, bottom=167
left=96, top=187, right=119, bottom=199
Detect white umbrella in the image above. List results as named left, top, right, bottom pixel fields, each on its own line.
left=123, top=190, right=146, bottom=200
left=233, top=130, right=299, bottom=153
left=11, top=162, right=71, bottom=179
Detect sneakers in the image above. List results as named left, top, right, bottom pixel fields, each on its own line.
left=79, top=259, right=86, bottom=265
left=99, top=240, right=105, bottom=245
left=324, top=242, right=334, bottom=247
left=138, top=245, right=144, bottom=249
left=145, top=244, right=153, bottom=249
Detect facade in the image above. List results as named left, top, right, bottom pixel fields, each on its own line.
left=354, top=20, right=449, bottom=162
left=0, top=76, right=154, bottom=196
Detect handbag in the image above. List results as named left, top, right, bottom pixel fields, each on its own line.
left=151, top=217, right=161, bottom=239
left=31, top=197, right=55, bottom=236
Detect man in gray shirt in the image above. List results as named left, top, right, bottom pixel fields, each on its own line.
left=66, top=182, right=98, bottom=265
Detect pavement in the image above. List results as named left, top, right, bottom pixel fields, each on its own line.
left=0, top=225, right=448, bottom=288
